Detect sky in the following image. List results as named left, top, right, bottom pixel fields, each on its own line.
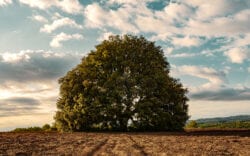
left=0, top=0, right=250, bottom=131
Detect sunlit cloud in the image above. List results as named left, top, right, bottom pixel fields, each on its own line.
left=172, top=65, right=227, bottom=88
left=40, top=17, right=83, bottom=33
left=171, top=36, right=204, bottom=47
left=169, top=53, right=198, bottom=58
left=97, top=31, right=115, bottom=42
left=0, top=50, right=81, bottom=82
left=0, top=50, right=82, bottom=130
left=84, top=3, right=139, bottom=33
left=31, top=15, right=48, bottom=23
left=0, top=0, right=12, bottom=6
left=225, top=47, right=250, bottom=63
left=18, top=0, right=83, bottom=14
left=50, top=32, right=83, bottom=48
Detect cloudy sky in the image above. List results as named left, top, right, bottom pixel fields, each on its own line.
left=0, top=0, right=250, bottom=131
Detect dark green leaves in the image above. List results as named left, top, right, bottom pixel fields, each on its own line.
left=55, top=35, right=189, bottom=132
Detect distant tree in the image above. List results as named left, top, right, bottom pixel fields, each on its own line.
left=54, top=35, right=189, bottom=132
left=42, top=124, right=51, bottom=131
left=186, top=120, right=198, bottom=128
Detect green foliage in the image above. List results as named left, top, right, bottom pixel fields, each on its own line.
left=186, top=120, right=198, bottom=128
left=196, top=115, right=250, bottom=123
left=12, top=124, right=57, bottom=132
left=50, top=123, right=58, bottom=131
left=42, top=124, right=51, bottom=131
left=198, top=121, right=250, bottom=129
left=55, top=35, right=189, bottom=132
left=12, top=126, right=42, bottom=132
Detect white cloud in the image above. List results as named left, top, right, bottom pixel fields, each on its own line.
left=107, top=0, right=135, bottom=4
left=1, top=52, right=30, bottom=63
left=19, top=0, right=54, bottom=9
left=82, top=0, right=250, bottom=42
left=150, top=1, right=250, bottom=40
left=97, top=31, right=115, bottom=42
left=0, top=50, right=83, bottom=131
left=236, top=34, right=250, bottom=47
left=0, top=0, right=12, bottom=6
left=107, top=0, right=154, bottom=5
left=164, top=47, right=173, bottom=55
left=56, top=0, right=83, bottom=14
left=217, top=34, right=250, bottom=59
left=186, top=0, right=235, bottom=20
left=182, top=65, right=226, bottom=85
left=19, top=0, right=83, bottom=14
left=85, top=1, right=187, bottom=36
left=84, top=3, right=107, bottom=28
left=170, top=65, right=250, bottom=102
left=169, top=53, right=198, bottom=58
left=84, top=3, right=138, bottom=33
left=172, top=65, right=227, bottom=90
left=40, top=17, right=82, bottom=33
left=171, top=36, right=204, bottom=47
left=184, top=9, right=250, bottom=37
left=135, top=2, right=190, bottom=35
left=135, top=15, right=170, bottom=34
left=225, top=47, right=250, bottom=63
left=0, top=50, right=82, bottom=82
left=83, top=1, right=185, bottom=36
left=32, top=15, right=48, bottom=23
left=52, top=12, right=63, bottom=20
left=50, top=32, right=83, bottom=48
left=82, top=0, right=250, bottom=43
left=160, top=2, right=193, bottom=23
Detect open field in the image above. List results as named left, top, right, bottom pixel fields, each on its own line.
left=0, top=130, right=250, bottom=156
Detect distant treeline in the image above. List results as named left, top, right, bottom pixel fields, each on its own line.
left=12, top=124, right=57, bottom=132
left=11, top=115, right=250, bottom=132
left=186, top=115, right=250, bottom=129
left=196, top=115, right=250, bottom=123
left=186, top=120, right=250, bottom=129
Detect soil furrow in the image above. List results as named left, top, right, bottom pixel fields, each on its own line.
left=0, top=132, right=249, bottom=155
left=85, top=138, right=109, bottom=156
left=128, top=135, right=148, bottom=156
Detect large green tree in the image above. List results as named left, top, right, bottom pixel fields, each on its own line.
left=55, top=35, right=189, bottom=132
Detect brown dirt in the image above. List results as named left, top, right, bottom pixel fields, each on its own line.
left=0, top=130, right=250, bottom=156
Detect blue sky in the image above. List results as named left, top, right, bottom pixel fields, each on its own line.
left=0, top=0, right=250, bottom=131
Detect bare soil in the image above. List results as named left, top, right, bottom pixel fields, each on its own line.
left=0, top=130, right=250, bottom=156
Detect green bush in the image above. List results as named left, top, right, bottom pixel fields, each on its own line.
left=185, top=120, right=198, bottom=128
left=42, top=124, right=51, bottom=131
left=11, top=123, right=57, bottom=132
left=12, top=126, right=42, bottom=132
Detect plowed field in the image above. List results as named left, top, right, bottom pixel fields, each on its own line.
left=0, top=131, right=250, bottom=156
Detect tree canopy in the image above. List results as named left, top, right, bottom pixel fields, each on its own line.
left=54, top=35, right=189, bottom=132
